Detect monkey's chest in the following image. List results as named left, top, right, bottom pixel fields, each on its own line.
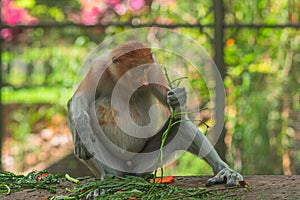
left=95, top=102, right=150, bottom=153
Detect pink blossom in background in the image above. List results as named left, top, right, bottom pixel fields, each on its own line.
left=1, top=0, right=38, bottom=39
left=81, top=0, right=140, bottom=19
left=2, top=0, right=22, bottom=25
left=129, top=0, right=144, bottom=10
left=106, top=0, right=126, bottom=16
left=1, top=29, right=12, bottom=40
left=114, top=3, right=127, bottom=15
left=1, top=0, right=38, bottom=25
left=80, top=0, right=108, bottom=25
left=106, top=0, right=121, bottom=7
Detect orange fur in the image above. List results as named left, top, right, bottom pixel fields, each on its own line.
left=98, top=105, right=117, bottom=126
left=109, top=41, right=154, bottom=80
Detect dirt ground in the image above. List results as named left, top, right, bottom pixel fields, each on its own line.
left=176, top=176, right=300, bottom=200
left=1, top=175, right=300, bottom=200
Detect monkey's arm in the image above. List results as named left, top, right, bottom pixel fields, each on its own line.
left=67, top=57, right=118, bottom=177
left=68, top=94, right=111, bottom=178
left=67, top=98, right=94, bottom=160
left=67, top=58, right=106, bottom=160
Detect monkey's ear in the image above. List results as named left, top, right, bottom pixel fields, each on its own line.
left=112, top=56, right=118, bottom=63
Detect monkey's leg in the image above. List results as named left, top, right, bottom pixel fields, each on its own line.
left=181, top=118, right=243, bottom=186
left=132, top=86, right=242, bottom=186
left=136, top=116, right=243, bottom=186
left=167, top=87, right=243, bottom=186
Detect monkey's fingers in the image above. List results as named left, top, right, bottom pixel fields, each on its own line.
left=74, top=139, right=94, bottom=160
left=206, top=168, right=243, bottom=187
left=167, top=87, right=187, bottom=108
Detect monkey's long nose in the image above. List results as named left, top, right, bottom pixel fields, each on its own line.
left=142, top=69, right=149, bottom=86
left=129, top=65, right=150, bottom=86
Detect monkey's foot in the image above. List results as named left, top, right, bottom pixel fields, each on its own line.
left=206, top=168, right=243, bottom=187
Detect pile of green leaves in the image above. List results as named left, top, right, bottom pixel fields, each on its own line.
left=55, top=175, right=206, bottom=200
left=54, top=175, right=240, bottom=200
left=0, top=171, right=245, bottom=200
left=0, top=170, right=64, bottom=196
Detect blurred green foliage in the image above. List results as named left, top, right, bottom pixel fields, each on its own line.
left=1, top=0, right=300, bottom=175
left=223, top=0, right=300, bottom=175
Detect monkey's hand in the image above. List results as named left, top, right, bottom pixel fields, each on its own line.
left=167, top=87, right=187, bottom=117
left=206, top=167, right=243, bottom=187
left=73, top=129, right=94, bottom=160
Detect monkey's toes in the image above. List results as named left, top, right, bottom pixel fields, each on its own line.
left=206, top=168, right=243, bottom=187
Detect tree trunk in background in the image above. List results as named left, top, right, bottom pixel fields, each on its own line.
left=213, top=0, right=226, bottom=161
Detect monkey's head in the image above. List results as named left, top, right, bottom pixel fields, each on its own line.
left=109, top=41, right=154, bottom=80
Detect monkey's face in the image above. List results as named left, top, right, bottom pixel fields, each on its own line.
left=112, top=58, right=153, bottom=92
left=109, top=41, right=154, bottom=88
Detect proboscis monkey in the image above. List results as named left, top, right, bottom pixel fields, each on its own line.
left=67, top=41, right=243, bottom=189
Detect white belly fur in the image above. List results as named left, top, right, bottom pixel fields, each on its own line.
left=95, top=98, right=150, bottom=160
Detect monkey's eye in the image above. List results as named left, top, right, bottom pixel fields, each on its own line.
left=112, top=56, right=118, bottom=63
